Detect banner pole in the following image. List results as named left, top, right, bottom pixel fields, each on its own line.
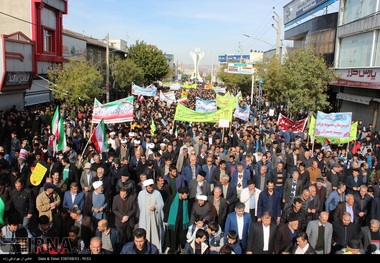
left=81, top=122, right=95, bottom=160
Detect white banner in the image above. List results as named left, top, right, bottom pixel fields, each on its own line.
left=132, top=83, right=157, bottom=96
left=195, top=97, right=217, bottom=112
left=233, top=106, right=250, bottom=121
left=169, top=83, right=181, bottom=91
left=159, top=90, right=176, bottom=105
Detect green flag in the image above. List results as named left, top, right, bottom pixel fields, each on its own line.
left=308, top=115, right=316, bottom=137
left=151, top=118, right=156, bottom=136
left=0, top=197, right=4, bottom=225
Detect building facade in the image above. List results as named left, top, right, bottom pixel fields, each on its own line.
left=333, top=0, right=380, bottom=129
left=283, top=0, right=380, bottom=128
left=0, top=0, right=68, bottom=110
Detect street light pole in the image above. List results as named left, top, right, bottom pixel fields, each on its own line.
left=106, top=33, right=110, bottom=103
left=251, top=71, right=255, bottom=105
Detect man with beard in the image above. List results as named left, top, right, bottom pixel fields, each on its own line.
left=163, top=186, right=191, bottom=254
left=137, top=179, right=165, bottom=253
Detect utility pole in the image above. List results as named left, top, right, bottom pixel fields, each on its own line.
left=272, top=7, right=282, bottom=60
left=106, top=33, right=110, bottom=103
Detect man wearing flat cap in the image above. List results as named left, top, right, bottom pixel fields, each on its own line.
left=36, top=182, right=61, bottom=222
left=327, top=162, right=342, bottom=190
left=274, top=212, right=300, bottom=254
left=137, top=178, right=165, bottom=253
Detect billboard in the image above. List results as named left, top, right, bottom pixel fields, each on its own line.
left=283, top=0, right=337, bottom=27
left=218, top=54, right=250, bottom=63
left=227, top=63, right=254, bottom=75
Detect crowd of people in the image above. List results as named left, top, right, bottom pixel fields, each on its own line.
left=0, top=88, right=380, bottom=255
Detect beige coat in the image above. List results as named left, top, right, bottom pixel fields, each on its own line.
left=36, top=190, right=61, bottom=222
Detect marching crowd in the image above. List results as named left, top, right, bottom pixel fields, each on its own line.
left=0, top=89, right=380, bottom=255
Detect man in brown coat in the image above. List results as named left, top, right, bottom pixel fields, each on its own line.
left=112, top=186, right=137, bottom=244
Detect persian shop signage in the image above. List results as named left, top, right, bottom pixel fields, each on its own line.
left=334, top=68, right=380, bottom=89
left=4, top=71, right=33, bottom=87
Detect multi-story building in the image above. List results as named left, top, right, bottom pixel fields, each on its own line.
left=283, top=0, right=380, bottom=128
left=0, top=1, right=129, bottom=111
left=333, top=0, right=380, bottom=128
left=0, top=0, right=68, bottom=109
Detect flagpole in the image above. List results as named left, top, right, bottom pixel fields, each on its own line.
left=90, top=120, right=94, bottom=137
left=81, top=127, right=96, bottom=160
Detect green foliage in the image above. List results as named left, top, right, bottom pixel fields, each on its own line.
left=111, top=57, right=144, bottom=93
left=127, top=40, right=170, bottom=84
left=181, top=74, right=191, bottom=81
left=47, top=59, right=104, bottom=107
left=256, top=47, right=338, bottom=116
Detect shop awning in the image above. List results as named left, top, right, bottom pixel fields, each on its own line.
left=336, top=93, right=372, bottom=105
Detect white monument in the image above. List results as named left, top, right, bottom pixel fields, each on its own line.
left=189, top=48, right=204, bottom=82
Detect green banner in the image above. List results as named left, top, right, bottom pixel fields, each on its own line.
left=174, top=103, right=234, bottom=123
left=181, top=83, right=197, bottom=89
left=216, top=93, right=237, bottom=109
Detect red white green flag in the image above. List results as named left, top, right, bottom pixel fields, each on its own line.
left=51, top=106, right=60, bottom=143
left=57, top=114, right=67, bottom=151
left=91, top=119, right=108, bottom=155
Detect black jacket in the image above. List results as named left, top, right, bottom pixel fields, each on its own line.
left=10, top=187, right=35, bottom=217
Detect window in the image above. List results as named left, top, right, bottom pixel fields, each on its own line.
left=342, top=0, right=377, bottom=25
left=97, top=51, right=102, bottom=67
left=338, top=32, right=373, bottom=67
left=88, top=49, right=94, bottom=64
left=44, top=29, right=53, bottom=52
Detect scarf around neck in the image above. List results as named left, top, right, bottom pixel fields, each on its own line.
left=167, top=192, right=189, bottom=231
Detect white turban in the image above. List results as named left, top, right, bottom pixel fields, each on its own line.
left=196, top=194, right=208, bottom=201
left=143, top=179, right=154, bottom=187
left=93, top=181, right=103, bottom=190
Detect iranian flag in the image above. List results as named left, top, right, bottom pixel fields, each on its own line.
left=91, top=119, right=108, bottom=155
left=57, top=114, right=67, bottom=151
left=51, top=106, right=60, bottom=142
left=51, top=106, right=66, bottom=153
